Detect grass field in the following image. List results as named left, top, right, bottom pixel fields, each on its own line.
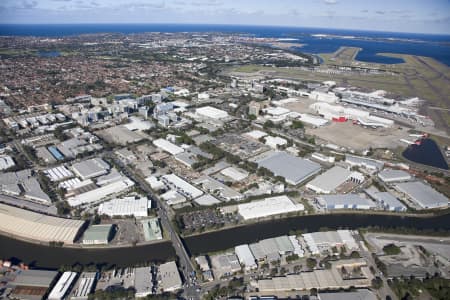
left=229, top=48, right=450, bottom=132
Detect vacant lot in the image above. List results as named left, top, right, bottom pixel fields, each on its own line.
left=306, top=122, right=410, bottom=151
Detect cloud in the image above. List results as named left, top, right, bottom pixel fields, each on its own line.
left=12, top=0, right=38, bottom=9
left=361, top=9, right=369, bottom=13
left=324, top=0, right=338, bottom=5
left=375, top=10, right=385, bottom=15
left=126, top=1, right=166, bottom=9
left=191, top=0, right=223, bottom=6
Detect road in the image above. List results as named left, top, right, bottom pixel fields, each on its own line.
left=355, top=234, right=398, bottom=300
left=109, top=154, right=200, bottom=299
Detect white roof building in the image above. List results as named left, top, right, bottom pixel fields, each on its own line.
left=153, top=138, right=184, bottom=155
left=243, top=130, right=268, bottom=140
left=0, top=155, right=15, bottom=170
left=263, top=106, right=290, bottom=116
left=306, top=166, right=357, bottom=194
left=194, top=194, right=221, bottom=206
left=265, top=136, right=288, bottom=149
left=235, top=244, right=257, bottom=270
left=145, top=176, right=165, bottom=190
left=302, top=230, right=358, bottom=255
left=161, top=190, right=187, bottom=206
left=220, top=167, right=249, bottom=181
left=161, top=174, right=203, bottom=199
left=195, top=106, right=229, bottom=120
left=45, top=166, right=74, bottom=182
left=98, top=196, right=150, bottom=217
left=345, top=155, right=384, bottom=171
left=67, top=178, right=135, bottom=207
left=238, top=195, right=304, bottom=220
left=297, top=113, right=329, bottom=127
left=48, top=272, right=78, bottom=300
left=71, top=272, right=96, bottom=300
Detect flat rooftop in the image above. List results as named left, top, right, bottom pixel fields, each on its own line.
left=256, top=151, right=321, bottom=185
left=306, top=166, right=351, bottom=193
left=395, top=181, right=448, bottom=209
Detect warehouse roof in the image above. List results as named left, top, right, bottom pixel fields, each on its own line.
left=257, top=151, right=321, bottom=185
left=0, top=203, right=84, bottom=244
left=395, top=181, right=448, bottom=209
left=235, top=244, right=257, bottom=269
left=238, top=195, right=304, bottom=220
left=249, top=235, right=295, bottom=260
left=72, top=158, right=110, bottom=180
left=345, top=155, right=383, bottom=171
left=378, top=169, right=412, bottom=183
left=98, top=196, right=150, bottom=217
left=67, top=178, right=135, bottom=207
left=162, top=174, right=203, bottom=199
left=319, top=289, right=377, bottom=300
left=306, top=166, right=351, bottom=194
left=196, top=106, right=229, bottom=120
left=11, top=270, right=58, bottom=287
left=243, top=130, right=267, bottom=140
left=153, top=138, right=184, bottom=155
left=193, top=176, right=243, bottom=201
left=194, top=194, right=221, bottom=206
left=45, top=165, right=74, bottom=182
left=318, top=194, right=376, bottom=208
left=48, top=271, right=78, bottom=300
left=141, top=218, right=163, bottom=241
left=366, top=189, right=406, bottom=211
left=82, top=224, right=113, bottom=242
left=0, top=155, right=15, bottom=170
left=220, top=166, right=249, bottom=181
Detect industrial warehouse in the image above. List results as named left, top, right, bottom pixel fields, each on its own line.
left=316, top=194, right=376, bottom=210
left=0, top=203, right=85, bottom=244
left=395, top=181, right=449, bottom=209
left=256, top=151, right=321, bottom=185
left=237, top=195, right=304, bottom=220
left=306, top=166, right=364, bottom=194
left=98, top=196, right=151, bottom=217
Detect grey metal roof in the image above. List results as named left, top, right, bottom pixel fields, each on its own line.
left=378, top=169, right=411, bottom=182
left=306, top=166, right=351, bottom=193
left=395, top=181, right=448, bottom=209
left=372, top=192, right=406, bottom=209
left=257, top=151, right=321, bottom=185
left=318, top=194, right=375, bottom=207
left=345, top=155, right=383, bottom=170
left=11, top=270, right=58, bottom=287
left=319, top=289, right=377, bottom=300
left=72, top=158, right=110, bottom=179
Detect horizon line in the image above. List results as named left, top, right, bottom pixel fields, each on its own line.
left=0, top=22, right=449, bottom=36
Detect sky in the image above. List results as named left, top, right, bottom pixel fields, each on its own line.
left=0, top=0, right=449, bottom=34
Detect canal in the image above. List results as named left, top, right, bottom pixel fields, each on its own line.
left=1, top=213, right=450, bottom=269
left=184, top=213, right=450, bottom=255
left=0, top=236, right=175, bottom=269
